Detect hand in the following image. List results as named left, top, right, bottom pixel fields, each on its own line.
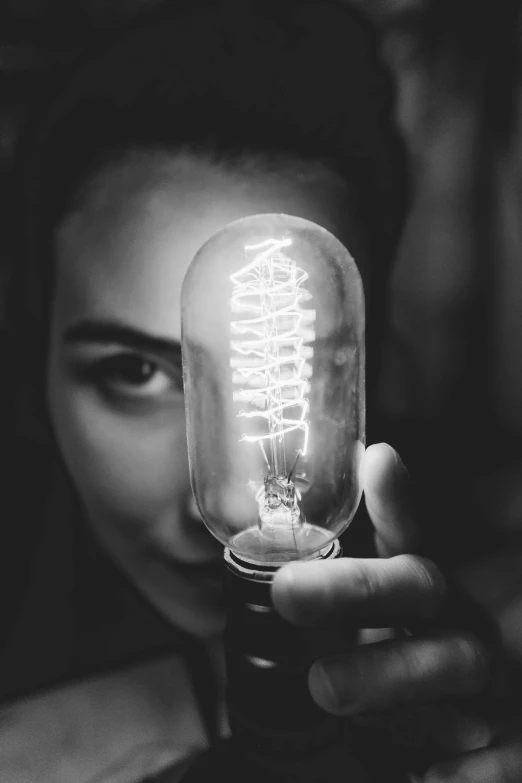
left=272, top=443, right=522, bottom=782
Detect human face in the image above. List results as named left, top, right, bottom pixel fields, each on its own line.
left=47, top=151, right=361, bottom=637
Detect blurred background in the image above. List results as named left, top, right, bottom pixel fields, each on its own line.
left=1, top=0, right=522, bottom=563
left=2, top=8, right=522, bottom=778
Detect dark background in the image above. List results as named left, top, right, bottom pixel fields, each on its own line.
left=1, top=3, right=522, bottom=775
left=2, top=0, right=522, bottom=570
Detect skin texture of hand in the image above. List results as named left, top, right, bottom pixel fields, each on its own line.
left=272, top=443, right=522, bottom=782
left=274, top=7, right=522, bottom=781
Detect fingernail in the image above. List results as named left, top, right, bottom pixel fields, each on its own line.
left=309, top=662, right=340, bottom=712
left=383, top=442, right=399, bottom=465
left=386, top=443, right=410, bottom=480
left=272, top=562, right=329, bottom=625
left=309, top=659, right=360, bottom=717
left=423, top=761, right=459, bottom=783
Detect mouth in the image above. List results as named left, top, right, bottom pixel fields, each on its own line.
left=179, top=552, right=224, bottom=574
left=138, top=510, right=226, bottom=573
left=183, top=514, right=224, bottom=554
left=160, top=532, right=225, bottom=576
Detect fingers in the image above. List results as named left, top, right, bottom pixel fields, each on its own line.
left=362, top=443, right=419, bottom=556
left=307, top=633, right=489, bottom=717
left=271, top=553, right=447, bottom=627
left=423, top=731, right=522, bottom=783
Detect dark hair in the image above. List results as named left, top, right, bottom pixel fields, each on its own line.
left=8, top=0, right=408, bottom=438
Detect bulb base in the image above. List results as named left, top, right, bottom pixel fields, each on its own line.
left=222, top=540, right=365, bottom=780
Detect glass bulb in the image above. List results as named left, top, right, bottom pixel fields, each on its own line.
left=182, top=214, right=365, bottom=564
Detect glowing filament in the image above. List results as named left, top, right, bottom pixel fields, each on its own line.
left=230, top=237, right=315, bottom=477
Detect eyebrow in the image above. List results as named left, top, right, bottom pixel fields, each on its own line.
left=63, top=319, right=182, bottom=363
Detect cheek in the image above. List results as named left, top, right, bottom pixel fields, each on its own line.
left=49, top=381, right=189, bottom=524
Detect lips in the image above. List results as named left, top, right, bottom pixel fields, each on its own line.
left=182, top=513, right=224, bottom=554
left=160, top=516, right=224, bottom=572
left=176, top=551, right=224, bottom=576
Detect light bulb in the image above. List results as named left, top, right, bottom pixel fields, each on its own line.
left=182, top=214, right=364, bottom=564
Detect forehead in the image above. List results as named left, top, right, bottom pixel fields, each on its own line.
left=53, top=152, right=360, bottom=340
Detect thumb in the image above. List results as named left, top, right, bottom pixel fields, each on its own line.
left=363, top=443, right=419, bottom=557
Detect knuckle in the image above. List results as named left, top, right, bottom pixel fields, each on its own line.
left=400, top=640, right=428, bottom=684
left=397, top=554, right=448, bottom=609
left=346, top=560, right=376, bottom=604
left=454, top=633, right=491, bottom=693
left=501, top=747, right=522, bottom=783
left=426, top=747, right=520, bottom=783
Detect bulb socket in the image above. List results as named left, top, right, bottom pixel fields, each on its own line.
left=222, top=539, right=357, bottom=772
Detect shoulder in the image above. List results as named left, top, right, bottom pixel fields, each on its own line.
left=0, top=654, right=208, bottom=782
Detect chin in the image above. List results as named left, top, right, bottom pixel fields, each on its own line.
left=184, top=612, right=226, bottom=639
left=146, top=560, right=227, bottom=639
left=163, top=597, right=226, bottom=639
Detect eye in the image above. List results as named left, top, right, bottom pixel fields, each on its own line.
left=90, top=353, right=181, bottom=400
